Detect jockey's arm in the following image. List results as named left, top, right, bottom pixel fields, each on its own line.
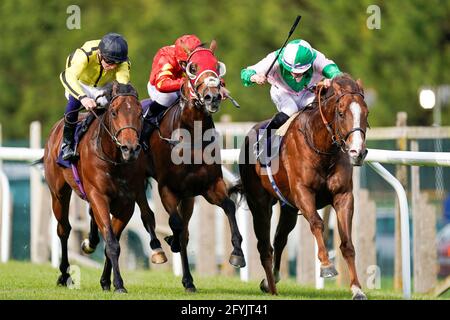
left=314, top=50, right=342, bottom=80
left=60, top=49, right=89, bottom=100
left=240, top=51, right=277, bottom=86
left=155, top=74, right=183, bottom=93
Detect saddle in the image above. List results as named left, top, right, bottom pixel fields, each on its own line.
left=255, top=112, right=300, bottom=167
left=56, top=111, right=101, bottom=168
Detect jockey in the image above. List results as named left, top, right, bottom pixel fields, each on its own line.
left=140, top=34, right=203, bottom=151
left=241, top=39, right=342, bottom=151
left=59, top=33, right=130, bottom=161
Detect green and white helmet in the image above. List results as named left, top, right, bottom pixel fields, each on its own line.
left=278, top=39, right=317, bottom=73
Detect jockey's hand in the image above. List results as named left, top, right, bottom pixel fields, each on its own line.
left=81, top=97, right=97, bottom=111
left=220, top=86, right=230, bottom=100
left=322, top=78, right=332, bottom=88
left=250, top=73, right=267, bottom=85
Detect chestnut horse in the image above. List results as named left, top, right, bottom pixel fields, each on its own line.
left=233, top=74, right=369, bottom=299
left=43, top=82, right=166, bottom=293
left=136, top=41, right=245, bottom=292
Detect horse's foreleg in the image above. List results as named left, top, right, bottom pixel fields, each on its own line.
left=51, top=187, right=73, bottom=287
left=136, top=189, right=167, bottom=264
left=99, top=215, right=132, bottom=293
left=178, top=198, right=196, bottom=292
left=293, top=188, right=336, bottom=278
left=81, top=207, right=100, bottom=254
left=333, top=192, right=367, bottom=300
left=89, top=193, right=126, bottom=293
left=204, top=179, right=245, bottom=268
left=272, top=205, right=298, bottom=284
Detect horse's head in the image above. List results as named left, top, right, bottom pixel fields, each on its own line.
left=181, top=40, right=226, bottom=114
left=105, top=81, right=143, bottom=162
left=321, top=74, right=369, bottom=166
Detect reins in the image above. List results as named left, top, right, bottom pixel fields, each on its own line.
left=300, top=82, right=366, bottom=155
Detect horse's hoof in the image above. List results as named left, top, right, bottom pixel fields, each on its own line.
left=102, top=285, right=111, bottom=292
left=185, top=286, right=197, bottom=293
left=320, top=265, right=338, bottom=278
left=352, top=292, right=368, bottom=300
left=259, top=279, right=270, bottom=293
left=81, top=239, right=96, bottom=254
left=351, top=285, right=367, bottom=300
left=56, top=274, right=71, bottom=287
left=114, top=288, right=128, bottom=294
left=229, top=254, right=246, bottom=268
left=151, top=249, right=168, bottom=264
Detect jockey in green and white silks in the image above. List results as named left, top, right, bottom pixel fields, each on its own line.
left=242, top=39, right=341, bottom=115
left=241, top=39, right=342, bottom=142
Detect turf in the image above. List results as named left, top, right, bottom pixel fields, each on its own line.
left=0, top=261, right=446, bottom=300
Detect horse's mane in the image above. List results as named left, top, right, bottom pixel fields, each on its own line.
left=331, top=73, right=360, bottom=93
left=103, top=81, right=138, bottom=103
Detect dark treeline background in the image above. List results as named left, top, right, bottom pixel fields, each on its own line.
left=0, top=0, right=449, bottom=139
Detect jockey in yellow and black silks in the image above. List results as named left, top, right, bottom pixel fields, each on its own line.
left=60, top=33, right=130, bottom=161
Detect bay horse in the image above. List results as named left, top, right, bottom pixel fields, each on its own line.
left=233, top=74, right=369, bottom=299
left=43, top=81, right=166, bottom=293
left=136, top=41, right=245, bottom=292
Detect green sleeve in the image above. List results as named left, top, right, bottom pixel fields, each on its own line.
left=322, top=64, right=342, bottom=79
left=240, top=68, right=257, bottom=87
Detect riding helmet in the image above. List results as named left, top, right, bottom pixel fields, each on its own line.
left=278, top=39, right=317, bottom=73
left=174, top=35, right=202, bottom=62
left=99, top=33, right=128, bottom=64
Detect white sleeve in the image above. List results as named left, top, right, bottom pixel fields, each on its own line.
left=247, top=51, right=277, bottom=74
left=313, top=49, right=336, bottom=74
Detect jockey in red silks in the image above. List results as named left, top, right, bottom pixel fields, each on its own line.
left=140, top=35, right=203, bottom=150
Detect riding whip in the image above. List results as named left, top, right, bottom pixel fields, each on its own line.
left=265, top=15, right=302, bottom=77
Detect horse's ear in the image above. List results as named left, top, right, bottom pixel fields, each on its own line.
left=331, top=80, right=341, bottom=95
left=356, top=78, right=364, bottom=94
left=111, top=80, right=120, bottom=96
left=210, top=39, right=217, bottom=53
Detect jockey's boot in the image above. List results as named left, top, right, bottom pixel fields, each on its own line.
left=61, top=122, right=77, bottom=161
left=258, top=112, right=290, bottom=165
left=140, top=100, right=166, bottom=152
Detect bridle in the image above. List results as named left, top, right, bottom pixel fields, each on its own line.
left=92, top=92, right=142, bottom=165
left=306, top=84, right=366, bottom=154
left=181, top=48, right=224, bottom=109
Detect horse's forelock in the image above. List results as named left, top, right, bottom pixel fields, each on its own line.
left=332, top=73, right=361, bottom=93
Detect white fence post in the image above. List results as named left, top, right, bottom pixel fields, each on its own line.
left=29, top=121, right=45, bottom=263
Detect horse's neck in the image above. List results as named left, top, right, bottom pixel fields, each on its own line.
left=96, top=115, right=120, bottom=162
left=180, top=102, right=214, bottom=132
left=301, top=104, right=337, bottom=154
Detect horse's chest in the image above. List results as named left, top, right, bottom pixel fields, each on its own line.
left=105, top=172, right=136, bottom=200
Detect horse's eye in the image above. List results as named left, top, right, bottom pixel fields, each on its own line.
left=338, top=111, right=344, bottom=118
left=111, top=110, right=117, bottom=118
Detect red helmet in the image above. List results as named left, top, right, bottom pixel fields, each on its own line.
left=174, top=35, right=202, bottom=62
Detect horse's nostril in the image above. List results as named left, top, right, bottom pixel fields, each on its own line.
left=349, top=149, right=359, bottom=157
left=135, top=145, right=142, bottom=153
left=120, top=145, right=129, bottom=153
left=204, top=94, right=212, bottom=101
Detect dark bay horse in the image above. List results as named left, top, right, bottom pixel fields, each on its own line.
left=43, top=82, right=166, bottom=293
left=136, top=41, right=245, bottom=292
left=233, top=74, right=369, bottom=299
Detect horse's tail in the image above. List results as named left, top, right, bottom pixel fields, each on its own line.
left=31, top=156, right=44, bottom=166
